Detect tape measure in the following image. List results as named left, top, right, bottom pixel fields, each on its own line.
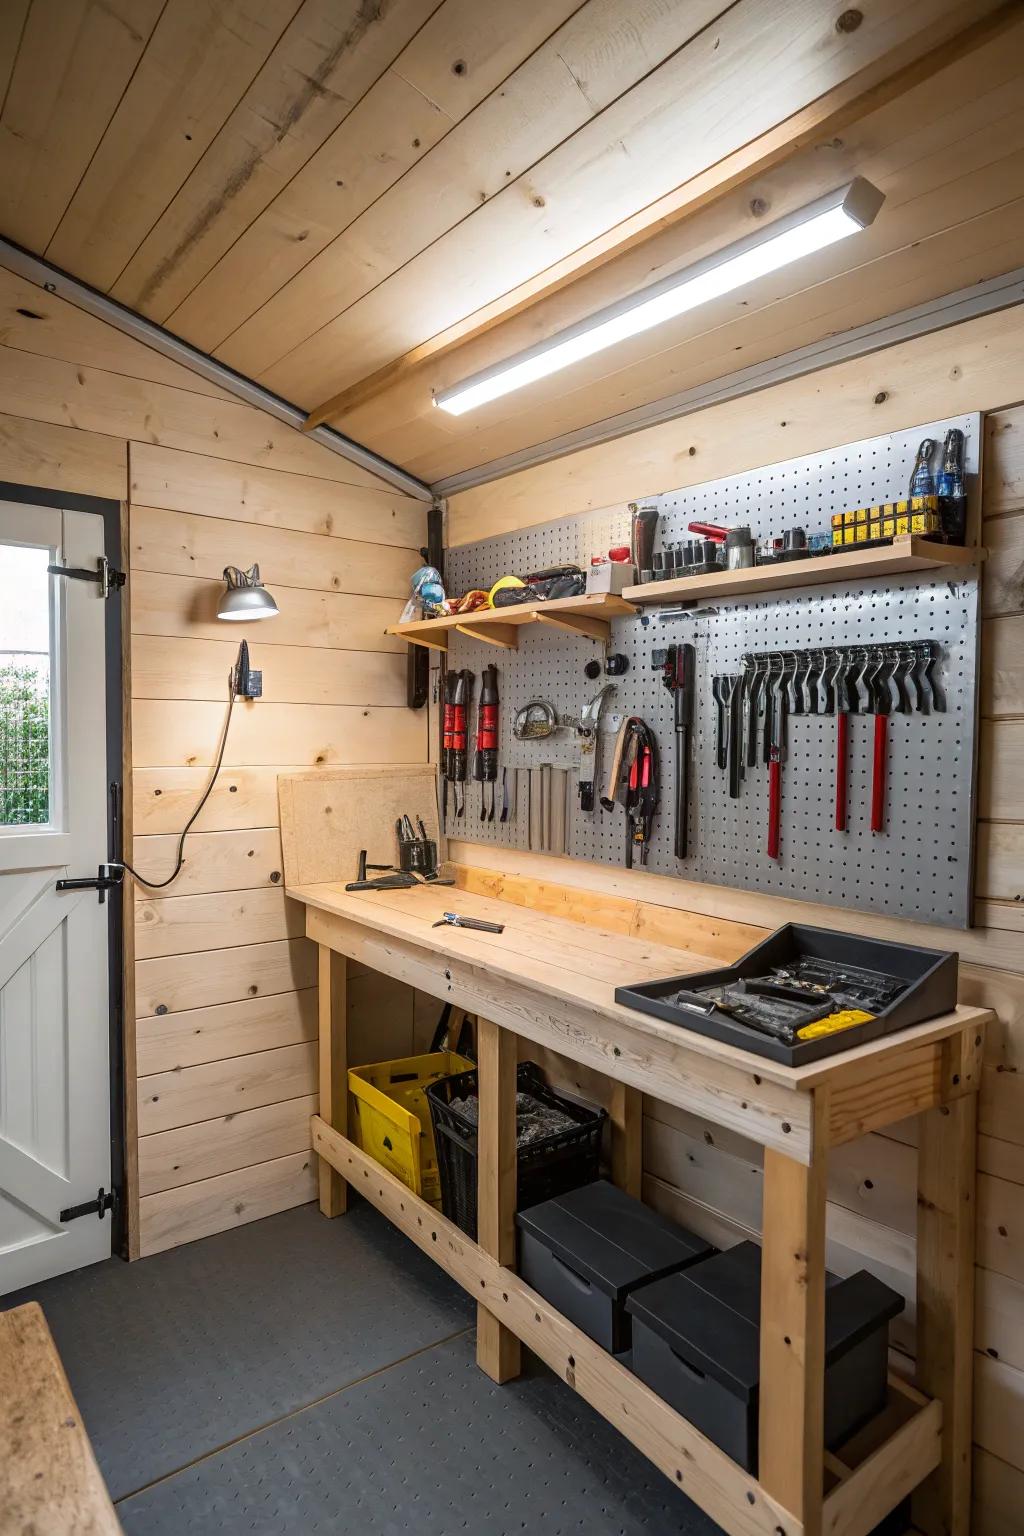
left=796, top=1009, right=874, bottom=1042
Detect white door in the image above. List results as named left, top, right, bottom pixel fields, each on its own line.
left=0, top=500, right=112, bottom=1293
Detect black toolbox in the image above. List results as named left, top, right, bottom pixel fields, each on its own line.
left=625, top=1241, right=904, bottom=1472
left=516, top=1180, right=715, bottom=1354
left=614, top=923, right=958, bottom=1065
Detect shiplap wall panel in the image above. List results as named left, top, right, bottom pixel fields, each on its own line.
left=129, top=443, right=426, bottom=548
left=0, top=268, right=232, bottom=398
left=137, top=1095, right=318, bottom=1197
left=0, top=346, right=390, bottom=487
left=137, top=1042, right=318, bottom=1136
left=131, top=634, right=407, bottom=707
left=0, top=410, right=126, bottom=500
left=136, top=990, right=317, bottom=1077
left=129, top=569, right=405, bottom=652
left=131, top=698, right=426, bottom=769
left=133, top=888, right=305, bottom=960
left=130, top=827, right=285, bottom=897
left=0, top=270, right=427, bottom=1261
left=138, top=1151, right=316, bottom=1258
left=131, top=503, right=417, bottom=599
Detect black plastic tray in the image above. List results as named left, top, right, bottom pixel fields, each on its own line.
left=614, top=923, right=958, bottom=1065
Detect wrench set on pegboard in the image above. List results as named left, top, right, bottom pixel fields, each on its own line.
left=444, top=415, right=981, bottom=927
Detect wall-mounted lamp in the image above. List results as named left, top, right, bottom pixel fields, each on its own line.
left=217, top=564, right=279, bottom=621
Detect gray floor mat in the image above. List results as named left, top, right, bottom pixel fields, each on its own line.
left=117, top=1330, right=720, bottom=1536
left=3, top=1203, right=472, bottom=1500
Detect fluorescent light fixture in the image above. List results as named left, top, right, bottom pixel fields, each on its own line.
left=434, top=179, right=884, bottom=416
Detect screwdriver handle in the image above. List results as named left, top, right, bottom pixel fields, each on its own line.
left=835, top=712, right=848, bottom=832
left=767, top=758, right=782, bottom=859
left=871, top=713, right=887, bottom=833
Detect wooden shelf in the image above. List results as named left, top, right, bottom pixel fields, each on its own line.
left=386, top=592, right=638, bottom=651
left=623, top=535, right=984, bottom=606
left=313, top=1117, right=942, bottom=1536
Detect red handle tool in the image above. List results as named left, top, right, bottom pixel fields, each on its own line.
left=835, top=711, right=848, bottom=832
left=687, top=520, right=728, bottom=544
left=871, top=713, right=887, bottom=833
left=767, top=758, right=782, bottom=859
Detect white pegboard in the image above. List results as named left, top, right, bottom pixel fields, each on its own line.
left=445, top=415, right=981, bottom=927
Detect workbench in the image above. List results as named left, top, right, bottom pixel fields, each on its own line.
left=289, top=874, right=989, bottom=1536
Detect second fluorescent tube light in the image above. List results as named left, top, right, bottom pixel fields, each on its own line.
left=434, top=178, right=884, bottom=416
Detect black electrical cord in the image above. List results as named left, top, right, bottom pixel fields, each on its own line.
left=118, top=681, right=238, bottom=889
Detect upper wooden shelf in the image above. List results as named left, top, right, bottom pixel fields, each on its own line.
left=622, top=535, right=984, bottom=606
left=386, top=592, right=638, bottom=650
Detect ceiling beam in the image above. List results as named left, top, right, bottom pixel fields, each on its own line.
left=301, top=1, right=1020, bottom=436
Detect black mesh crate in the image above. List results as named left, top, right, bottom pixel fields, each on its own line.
left=425, top=1062, right=606, bottom=1240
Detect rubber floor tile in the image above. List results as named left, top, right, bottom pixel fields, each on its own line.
left=3, top=1202, right=471, bottom=1499
left=117, top=1331, right=720, bottom=1535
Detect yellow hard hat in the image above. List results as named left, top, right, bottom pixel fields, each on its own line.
left=487, top=575, right=526, bottom=608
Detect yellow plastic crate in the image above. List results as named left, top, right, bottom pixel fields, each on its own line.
left=348, top=1051, right=473, bottom=1206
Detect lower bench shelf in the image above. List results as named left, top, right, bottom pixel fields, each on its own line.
left=312, top=1115, right=940, bottom=1536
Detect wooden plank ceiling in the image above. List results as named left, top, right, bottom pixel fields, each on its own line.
left=2, top=0, right=1023, bottom=488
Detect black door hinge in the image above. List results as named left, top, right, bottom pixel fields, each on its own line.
left=60, top=1186, right=116, bottom=1223
left=47, top=555, right=126, bottom=598
left=56, top=863, right=124, bottom=904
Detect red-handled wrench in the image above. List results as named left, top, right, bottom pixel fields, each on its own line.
left=868, top=656, right=895, bottom=834
left=767, top=660, right=787, bottom=859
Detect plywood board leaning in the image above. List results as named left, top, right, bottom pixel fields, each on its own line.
left=278, top=764, right=440, bottom=887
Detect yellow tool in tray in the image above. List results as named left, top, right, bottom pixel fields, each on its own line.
left=797, top=1008, right=874, bottom=1042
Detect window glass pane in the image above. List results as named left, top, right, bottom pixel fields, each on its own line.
left=0, top=545, right=52, bottom=826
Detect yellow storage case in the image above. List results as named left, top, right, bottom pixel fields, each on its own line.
left=348, top=1051, right=474, bottom=1205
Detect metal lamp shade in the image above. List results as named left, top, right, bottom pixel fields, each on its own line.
left=217, top=564, right=279, bottom=621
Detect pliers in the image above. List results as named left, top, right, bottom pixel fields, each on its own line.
left=431, top=912, right=505, bottom=933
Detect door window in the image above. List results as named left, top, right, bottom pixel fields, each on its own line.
left=0, top=543, right=54, bottom=829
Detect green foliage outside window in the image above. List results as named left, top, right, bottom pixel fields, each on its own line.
left=0, top=663, right=50, bottom=825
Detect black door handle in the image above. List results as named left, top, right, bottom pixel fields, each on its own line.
left=56, top=863, right=124, bottom=904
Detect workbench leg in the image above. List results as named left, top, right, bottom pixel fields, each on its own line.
left=476, top=1016, right=521, bottom=1384
left=759, top=1140, right=828, bottom=1536
left=609, top=1081, right=643, bottom=1198
left=317, top=945, right=348, bottom=1218
left=912, top=1093, right=977, bottom=1536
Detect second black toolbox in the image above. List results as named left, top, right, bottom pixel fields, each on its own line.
left=516, top=1179, right=715, bottom=1354
left=625, top=1240, right=904, bottom=1471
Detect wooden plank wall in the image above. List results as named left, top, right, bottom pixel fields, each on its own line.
left=0, top=266, right=433, bottom=1260
left=446, top=327, right=1024, bottom=1534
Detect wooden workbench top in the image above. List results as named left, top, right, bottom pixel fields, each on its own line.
left=289, top=878, right=988, bottom=1095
